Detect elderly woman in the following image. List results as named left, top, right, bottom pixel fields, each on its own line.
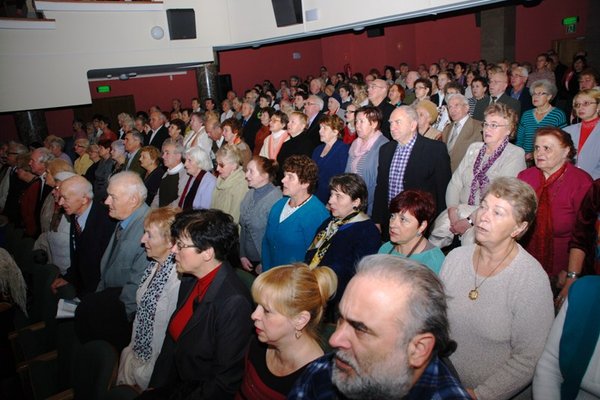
left=254, top=107, right=275, bottom=157
left=73, top=138, right=93, bottom=175
left=441, top=177, right=554, bottom=400
left=260, top=111, right=289, bottom=161
left=305, top=173, right=380, bottom=309
left=518, top=127, right=593, bottom=290
left=312, top=115, right=350, bottom=204
left=143, top=209, right=253, bottom=399
left=236, top=263, right=337, bottom=399
left=83, top=143, right=101, bottom=185
left=516, top=80, right=567, bottom=162
left=94, top=139, right=115, bottom=200
left=564, top=88, right=600, bottom=179
left=344, top=106, right=389, bottom=215
left=210, top=144, right=248, bottom=223
left=387, top=83, right=405, bottom=107
left=430, top=103, right=526, bottom=248
left=167, top=118, right=185, bottom=145
left=262, top=155, right=329, bottom=272
left=239, top=156, right=282, bottom=272
left=138, top=146, right=165, bottom=206
left=379, top=190, right=445, bottom=274
left=220, top=99, right=234, bottom=123
left=110, top=139, right=127, bottom=176
left=415, top=100, right=442, bottom=140
left=179, top=146, right=216, bottom=210
left=221, top=117, right=252, bottom=168
left=276, top=112, right=314, bottom=181
left=152, top=139, right=187, bottom=208
left=118, top=207, right=181, bottom=390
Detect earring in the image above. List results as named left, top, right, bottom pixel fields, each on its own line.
left=295, top=329, right=303, bottom=339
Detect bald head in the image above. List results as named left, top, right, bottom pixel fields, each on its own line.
left=59, top=175, right=93, bottom=216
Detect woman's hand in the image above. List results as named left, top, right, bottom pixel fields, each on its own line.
left=554, top=270, right=574, bottom=310
left=240, top=257, right=254, bottom=272
left=452, top=218, right=472, bottom=236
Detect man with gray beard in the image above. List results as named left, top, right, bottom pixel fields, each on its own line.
left=288, top=255, right=469, bottom=400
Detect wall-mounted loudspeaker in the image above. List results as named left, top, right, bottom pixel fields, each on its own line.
left=271, top=0, right=303, bottom=27
left=367, top=27, right=384, bottom=37
left=166, top=9, right=196, bottom=40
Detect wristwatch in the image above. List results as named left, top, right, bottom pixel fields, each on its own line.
left=466, top=216, right=474, bottom=226
left=566, top=271, right=581, bottom=279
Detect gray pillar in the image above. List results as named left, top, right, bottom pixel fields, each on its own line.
left=13, top=110, right=48, bottom=145
left=195, top=63, right=219, bottom=103
left=480, top=6, right=516, bottom=63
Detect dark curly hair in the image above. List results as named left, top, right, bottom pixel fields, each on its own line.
left=283, top=155, right=319, bottom=195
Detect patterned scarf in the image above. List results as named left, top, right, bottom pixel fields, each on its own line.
left=528, top=163, right=568, bottom=275
left=132, top=252, right=177, bottom=362
left=468, top=137, right=509, bottom=205
left=350, top=131, right=382, bottom=173
left=308, top=212, right=369, bottom=268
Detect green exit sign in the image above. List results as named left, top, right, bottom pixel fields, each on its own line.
left=96, top=85, right=111, bottom=93
left=562, top=16, right=578, bottom=25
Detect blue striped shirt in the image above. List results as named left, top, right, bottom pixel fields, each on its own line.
left=516, top=107, right=567, bottom=153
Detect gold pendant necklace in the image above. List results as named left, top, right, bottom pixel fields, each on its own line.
left=469, top=243, right=515, bottom=300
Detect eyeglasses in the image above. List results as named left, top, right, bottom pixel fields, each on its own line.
left=483, top=122, right=509, bottom=129
left=305, top=102, right=318, bottom=106
left=368, top=85, right=387, bottom=90
left=346, top=110, right=356, bottom=114
left=532, top=92, right=549, bottom=97
left=573, top=101, right=597, bottom=109
left=175, top=241, right=196, bottom=251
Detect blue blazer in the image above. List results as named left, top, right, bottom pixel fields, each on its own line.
left=262, top=196, right=329, bottom=271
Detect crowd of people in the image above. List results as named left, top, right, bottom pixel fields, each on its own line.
left=1, top=49, right=600, bottom=399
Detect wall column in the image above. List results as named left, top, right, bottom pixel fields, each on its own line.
left=480, top=6, right=516, bottom=63
left=13, top=110, right=48, bottom=145
left=195, top=63, right=219, bottom=104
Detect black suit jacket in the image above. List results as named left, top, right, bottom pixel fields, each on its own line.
left=305, top=112, right=324, bottom=150
left=506, top=87, right=533, bottom=115
left=149, top=262, right=253, bottom=398
left=374, top=100, right=395, bottom=140
left=276, top=132, right=315, bottom=184
left=373, top=134, right=451, bottom=240
left=473, top=93, right=521, bottom=121
left=146, top=126, right=169, bottom=150
left=242, top=112, right=263, bottom=153
left=126, top=149, right=146, bottom=180
left=64, top=201, right=116, bottom=297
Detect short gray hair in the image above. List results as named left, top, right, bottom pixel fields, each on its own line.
left=62, top=175, right=94, bottom=200
left=34, top=147, right=55, bottom=164
left=216, top=144, right=243, bottom=167
left=126, top=130, right=144, bottom=144
left=529, top=79, right=557, bottom=99
left=399, top=105, right=419, bottom=125
left=185, top=146, right=213, bottom=172
left=109, top=171, right=147, bottom=203
left=446, top=93, right=469, bottom=107
left=45, top=135, right=65, bottom=151
left=512, top=66, right=529, bottom=78
left=111, top=140, right=125, bottom=156
left=307, top=95, right=324, bottom=111
left=162, top=138, right=185, bottom=155
left=354, top=254, right=453, bottom=357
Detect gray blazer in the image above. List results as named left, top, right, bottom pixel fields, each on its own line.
left=97, top=203, right=150, bottom=317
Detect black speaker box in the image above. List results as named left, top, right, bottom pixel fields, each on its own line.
left=217, top=75, right=233, bottom=102
left=271, top=0, right=303, bottom=27
left=166, top=9, right=196, bottom=40
left=367, top=27, right=384, bottom=37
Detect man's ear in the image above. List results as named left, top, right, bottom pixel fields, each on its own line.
left=407, top=333, right=435, bottom=369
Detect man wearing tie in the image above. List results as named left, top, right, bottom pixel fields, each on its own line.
left=124, top=130, right=146, bottom=179
left=442, top=94, right=483, bottom=172
left=50, top=175, right=115, bottom=297
left=75, top=171, right=150, bottom=351
left=146, top=112, right=169, bottom=150
left=473, top=67, right=521, bottom=121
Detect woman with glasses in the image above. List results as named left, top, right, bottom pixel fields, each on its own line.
left=259, top=111, right=290, bottom=161
left=141, top=209, right=253, bottom=399
left=516, top=80, right=567, bottom=163
left=341, top=103, right=358, bottom=144
left=429, top=103, right=526, bottom=249
left=564, top=89, right=600, bottom=179
left=253, top=107, right=275, bottom=157
left=211, top=144, right=248, bottom=224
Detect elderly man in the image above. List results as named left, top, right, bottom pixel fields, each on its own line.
left=368, top=78, right=395, bottom=140
left=146, top=111, right=169, bottom=149
left=289, top=255, right=470, bottom=400
left=74, top=171, right=150, bottom=351
left=123, top=130, right=145, bottom=179
left=73, top=138, right=93, bottom=175
left=51, top=175, right=115, bottom=297
left=507, top=66, right=533, bottom=114
left=28, top=147, right=55, bottom=232
left=402, top=71, right=420, bottom=105
left=205, top=117, right=225, bottom=169
left=240, top=101, right=262, bottom=152
left=304, top=94, right=325, bottom=149
left=442, top=94, right=483, bottom=172
left=373, top=106, right=451, bottom=240
left=151, top=139, right=187, bottom=208
left=473, top=68, right=521, bottom=121
left=309, top=77, right=327, bottom=101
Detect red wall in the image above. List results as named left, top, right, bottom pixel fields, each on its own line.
left=1, top=0, right=589, bottom=143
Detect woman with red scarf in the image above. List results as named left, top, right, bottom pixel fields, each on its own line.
left=518, top=127, right=593, bottom=296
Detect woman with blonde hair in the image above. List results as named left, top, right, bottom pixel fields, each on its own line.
left=236, top=263, right=337, bottom=399
left=211, top=144, right=248, bottom=223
